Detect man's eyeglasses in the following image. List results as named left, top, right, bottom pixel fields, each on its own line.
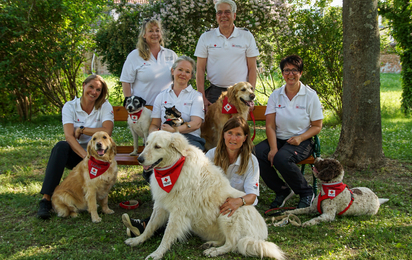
left=282, top=69, right=300, bottom=75
left=216, top=10, right=232, bottom=16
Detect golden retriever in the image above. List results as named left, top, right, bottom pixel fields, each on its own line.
left=283, top=158, right=389, bottom=226
left=125, top=131, right=284, bottom=260
left=201, top=81, right=255, bottom=150
left=52, top=131, right=118, bottom=223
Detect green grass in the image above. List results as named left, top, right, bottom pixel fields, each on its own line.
left=0, top=73, right=411, bottom=259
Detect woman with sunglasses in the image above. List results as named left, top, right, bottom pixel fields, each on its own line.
left=120, top=18, right=177, bottom=105
left=255, top=55, right=323, bottom=210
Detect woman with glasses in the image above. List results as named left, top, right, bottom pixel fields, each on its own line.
left=255, top=55, right=323, bottom=210
left=120, top=18, right=177, bottom=105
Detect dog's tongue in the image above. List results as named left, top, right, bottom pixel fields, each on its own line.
left=246, top=101, right=254, bottom=107
left=97, top=149, right=105, bottom=156
left=143, top=165, right=151, bottom=171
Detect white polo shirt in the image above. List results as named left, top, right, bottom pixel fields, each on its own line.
left=120, top=47, right=177, bottom=105
left=266, top=83, right=324, bottom=140
left=62, top=97, right=114, bottom=149
left=152, top=84, right=204, bottom=138
left=194, top=26, right=259, bottom=88
left=206, top=148, right=259, bottom=205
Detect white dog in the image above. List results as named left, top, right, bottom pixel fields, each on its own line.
left=123, top=96, right=152, bottom=156
left=284, top=158, right=389, bottom=227
left=125, top=131, right=284, bottom=260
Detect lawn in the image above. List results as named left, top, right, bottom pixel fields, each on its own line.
left=0, top=73, right=411, bottom=259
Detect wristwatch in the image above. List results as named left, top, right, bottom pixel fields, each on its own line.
left=240, top=197, right=246, bottom=206
left=79, top=126, right=85, bottom=134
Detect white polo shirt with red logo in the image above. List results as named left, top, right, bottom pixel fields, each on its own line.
left=265, top=83, right=324, bottom=140
left=194, top=26, right=259, bottom=88
left=120, top=46, right=177, bottom=105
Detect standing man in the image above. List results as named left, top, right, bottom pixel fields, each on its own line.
left=194, top=0, right=259, bottom=110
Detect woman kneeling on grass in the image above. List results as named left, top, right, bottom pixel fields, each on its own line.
left=122, top=116, right=260, bottom=237
left=37, top=75, right=114, bottom=220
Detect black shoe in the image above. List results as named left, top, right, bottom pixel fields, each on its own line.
left=297, top=194, right=314, bottom=209
left=269, top=190, right=295, bottom=209
left=37, top=198, right=52, bottom=219
left=142, top=170, right=153, bottom=184
left=122, top=213, right=145, bottom=238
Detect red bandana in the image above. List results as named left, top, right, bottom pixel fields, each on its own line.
left=129, top=110, right=143, bottom=123
left=222, top=96, right=238, bottom=114
left=317, top=182, right=354, bottom=215
left=154, top=156, right=186, bottom=193
left=88, top=156, right=111, bottom=179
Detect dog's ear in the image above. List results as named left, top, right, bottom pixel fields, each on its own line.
left=110, top=136, right=117, bottom=156
left=141, top=97, right=146, bottom=107
left=226, top=84, right=236, bottom=103
left=123, top=96, right=129, bottom=107
left=316, top=158, right=343, bottom=181
left=86, top=138, right=93, bottom=159
left=170, top=133, right=188, bottom=156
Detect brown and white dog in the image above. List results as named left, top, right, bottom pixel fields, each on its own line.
left=201, top=82, right=255, bottom=150
left=52, top=131, right=118, bottom=223
left=125, top=131, right=284, bottom=260
left=283, top=158, right=389, bottom=226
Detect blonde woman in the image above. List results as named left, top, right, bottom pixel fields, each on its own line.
left=120, top=18, right=177, bottom=105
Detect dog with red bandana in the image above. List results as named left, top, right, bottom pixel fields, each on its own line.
left=283, top=158, right=389, bottom=226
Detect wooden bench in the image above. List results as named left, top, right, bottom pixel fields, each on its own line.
left=113, top=105, right=320, bottom=192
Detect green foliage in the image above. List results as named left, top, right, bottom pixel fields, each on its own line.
left=0, top=0, right=108, bottom=120
left=379, top=0, right=412, bottom=114
left=261, top=4, right=344, bottom=120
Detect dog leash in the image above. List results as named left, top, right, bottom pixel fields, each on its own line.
left=264, top=207, right=296, bottom=216
left=266, top=214, right=302, bottom=227
left=249, top=111, right=256, bottom=141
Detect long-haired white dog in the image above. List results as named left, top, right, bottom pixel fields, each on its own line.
left=284, top=158, right=389, bottom=227
left=125, top=131, right=284, bottom=260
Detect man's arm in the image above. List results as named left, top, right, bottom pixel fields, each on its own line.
left=196, top=57, right=212, bottom=109
left=246, top=56, right=257, bottom=90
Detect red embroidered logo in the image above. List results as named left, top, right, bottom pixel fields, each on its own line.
left=164, top=101, right=167, bottom=104
left=278, top=105, right=281, bottom=107
left=214, top=44, right=216, bottom=47
left=328, top=190, right=336, bottom=197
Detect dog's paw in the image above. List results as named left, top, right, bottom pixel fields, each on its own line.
left=302, top=220, right=316, bottom=227
left=69, top=212, right=79, bottom=218
left=201, top=242, right=213, bottom=249
left=102, top=208, right=115, bottom=214
left=125, top=237, right=142, bottom=247
left=145, top=252, right=162, bottom=260
left=91, top=216, right=102, bottom=223
left=203, top=247, right=220, bottom=257
left=129, top=151, right=138, bottom=156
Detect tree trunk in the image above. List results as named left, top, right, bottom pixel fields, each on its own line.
left=334, top=0, right=384, bottom=168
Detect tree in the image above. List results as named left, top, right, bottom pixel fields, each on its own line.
left=334, top=0, right=384, bottom=168
left=378, top=0, right=412, bottom=114
left=0, top=0, right=107, bottom=120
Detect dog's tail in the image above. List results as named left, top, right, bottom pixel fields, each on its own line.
left=237, top=237, right=285, bottom=260
left=379, top=198, right=389, bottom=205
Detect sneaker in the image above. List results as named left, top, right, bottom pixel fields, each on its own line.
left=122, top=213, right=145, bottom=238
left=269, top=190, right=295, bottom=209
left=37, top=198, right=52, bottom=219
left=297, top=193, right=315, bottom=209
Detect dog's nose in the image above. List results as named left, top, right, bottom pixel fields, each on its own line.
left=250, top=93, right=255, bottom=100
left=137, top=156, right=144, bottom=164
left=96, top=142, right=102, bottom=148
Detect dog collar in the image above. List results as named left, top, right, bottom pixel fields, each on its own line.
left=88, top=156, right=110, bottom=179
left=222, top=96, right=238, bottom=114
left=154, top=156, right=186, bottom=193
left=129, top=110, right=143, bottom=123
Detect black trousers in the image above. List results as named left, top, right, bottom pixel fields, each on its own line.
left=205, top=84, right=226, bottom=104
left=255, top=138, right=314, bottom=197
left=40, top=141, right=83, bottom=196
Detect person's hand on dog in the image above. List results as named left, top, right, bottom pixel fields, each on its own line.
left=75, top=127, right=82, bottom=139
left=203, top=98, right=212, bottom=113
left=286, top=135, right=303, bottom=146
left=161, top=124, right=176, bottom=132
left=220, top=197, right=242, bottom=217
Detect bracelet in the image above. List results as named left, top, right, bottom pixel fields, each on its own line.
left=240, top=197, right=246, bottom=206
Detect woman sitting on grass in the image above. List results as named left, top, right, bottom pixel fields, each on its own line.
left=37, top=75, right=114, bottom=220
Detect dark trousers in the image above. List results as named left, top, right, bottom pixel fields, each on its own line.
left=40, top=141, right=83, bottom=196
left=255, top=138, right=314, bottom=197
left=205, top=84, right=226, bottom=104
left=183, top=133, right=206, bottom=151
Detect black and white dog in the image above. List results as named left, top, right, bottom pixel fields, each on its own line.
left=123, top=96, right=152, bottom=156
